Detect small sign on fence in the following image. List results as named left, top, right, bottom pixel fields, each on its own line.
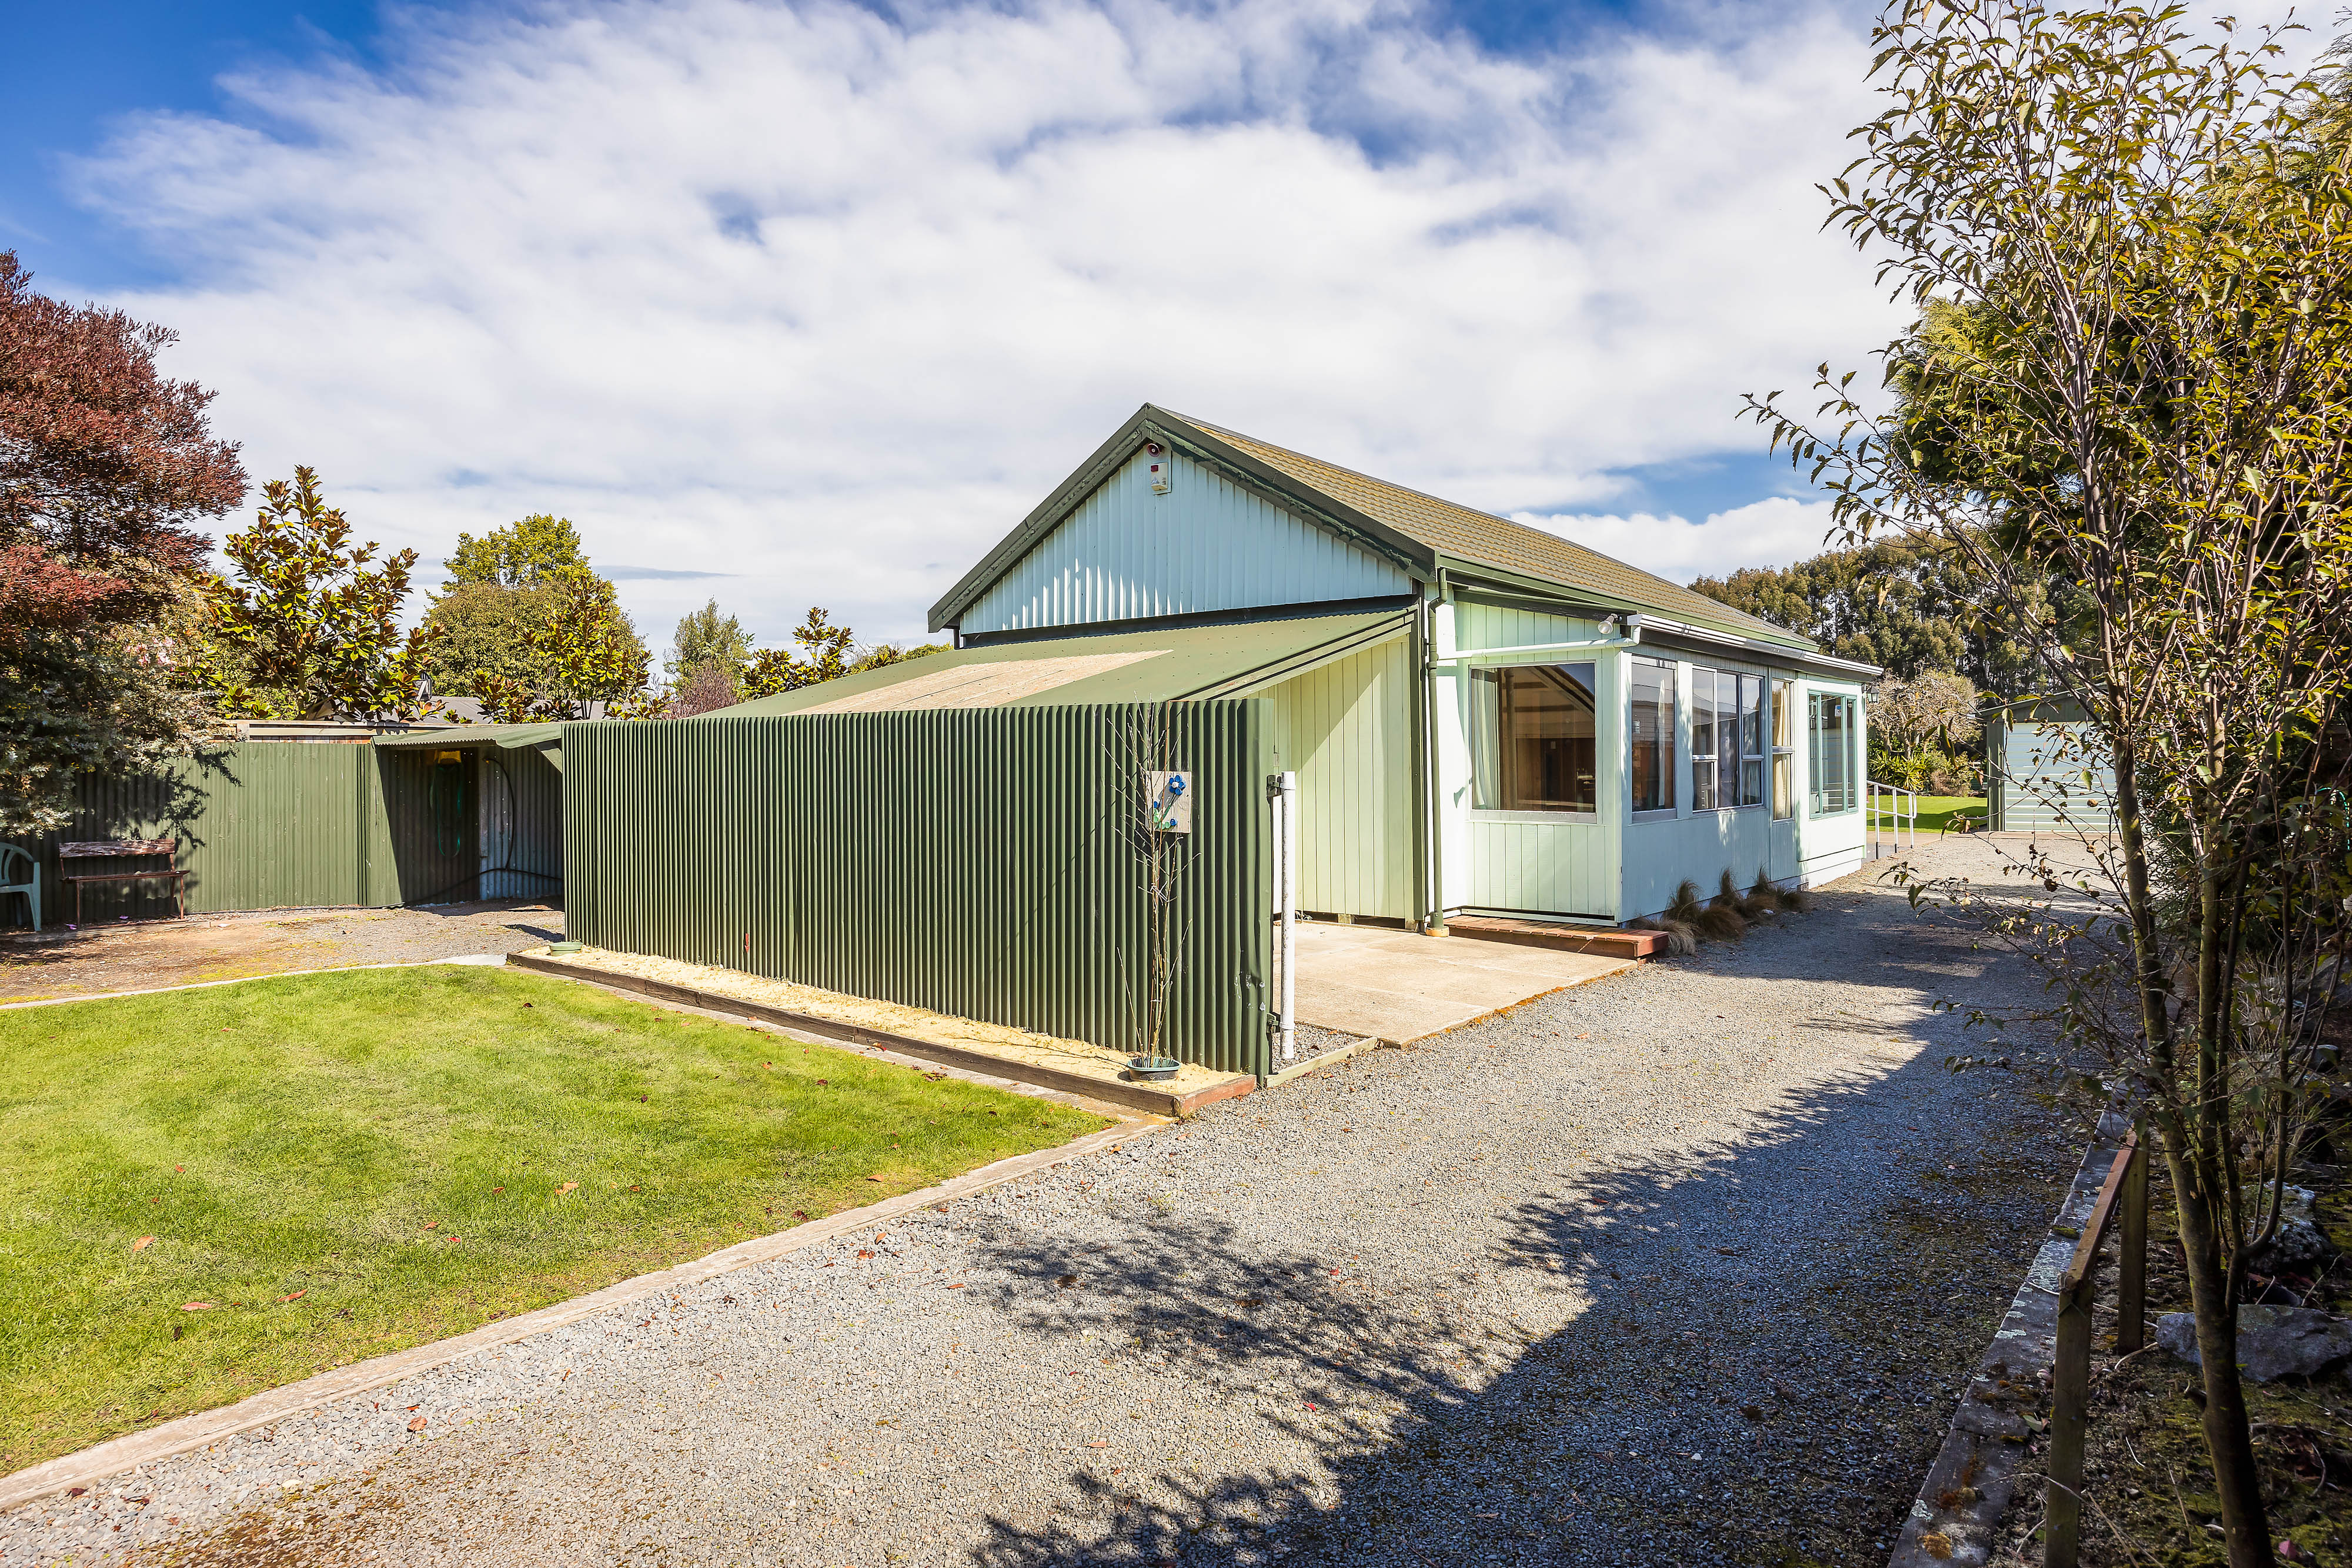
left=1144, top=771, right=1193, bottom=834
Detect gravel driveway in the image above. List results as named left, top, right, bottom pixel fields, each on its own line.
left=2, top=837, right=2080, bottom=1567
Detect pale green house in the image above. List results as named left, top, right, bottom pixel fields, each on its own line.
left=733, top=405, right=1878, bottom=929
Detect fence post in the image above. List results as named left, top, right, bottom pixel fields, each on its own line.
left=2116, top=1136, right=2149, bottom=1354
left=2046, top=1273, right=2093, bottom=1568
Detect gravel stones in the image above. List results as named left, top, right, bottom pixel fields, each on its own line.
left=0, top=837, right=2076, bottom=1567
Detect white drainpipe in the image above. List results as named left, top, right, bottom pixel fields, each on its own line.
left=1274, top=770, right=1298, bottom=1063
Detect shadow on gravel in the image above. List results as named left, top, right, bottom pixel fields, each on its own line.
left=958, top=1049, right=2073, bottom=1567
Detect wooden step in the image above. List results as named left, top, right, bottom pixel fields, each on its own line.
left=1444, top=917, right=1667, bottom=960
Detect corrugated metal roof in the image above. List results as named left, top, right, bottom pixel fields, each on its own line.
left=713, top=609, right=1411, bottom=717
left=373, top=723, right=564, bottom=751
left=1160, top=410, right=1806, bottom=648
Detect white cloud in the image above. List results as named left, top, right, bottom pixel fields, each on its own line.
left=1516, top=496, right=1842, bottom=587
left=66, top=0, right=1902, bottom=646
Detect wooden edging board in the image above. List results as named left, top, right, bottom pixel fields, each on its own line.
left=506, top=951, right=1255, bottom=1118
left=0, top=1116, right=1163, bottom=1514
left=1885, top=1104, right=2134, bottom=1568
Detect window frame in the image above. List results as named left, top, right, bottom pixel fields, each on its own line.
left=1690, top=665, right=1720, bottom=811
left=1467, top=661, right=1599, bottom=817
left=1808, top=690, right=1860, bottom=814
left=1770, top=678, right=1796, bottom=820
left=1628, top=655, right=1678, bottom=817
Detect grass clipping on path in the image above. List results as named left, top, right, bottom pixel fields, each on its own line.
left=0, top=966, right=1108, bottom=1471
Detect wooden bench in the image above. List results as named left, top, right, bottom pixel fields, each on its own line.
left=59, top=840, right=188, bottom=925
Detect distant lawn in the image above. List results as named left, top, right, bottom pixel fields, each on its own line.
left=1905, top=794, right=1989, bottom=834
left=0, top=966, right=1107, bottom=1470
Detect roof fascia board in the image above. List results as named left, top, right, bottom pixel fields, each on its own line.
left=1440, top=556, right=1817, bottom=654
left=927, top=408, right=1161, bottom=632
left=961, top=593, right=1417, bottom=648
left=927, top=405, right=1433, bottom=633
left=1178, top=613, right=1414, bottom=700
left=1143, top=412, right=1432, bottom=580
left=1623, top=613, right=1882, bottom=680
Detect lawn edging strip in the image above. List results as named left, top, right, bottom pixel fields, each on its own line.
left=1887, top=1102, right=2133, bottom=1568
left=0, top=952, right=510, bottom=1010
left=508, top=950, right=1256, bottom=1116
left=0, top=1115, right=1161, bottom=1514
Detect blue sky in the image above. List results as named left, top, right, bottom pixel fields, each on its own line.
left=6, top=0, right=1887, bottom=646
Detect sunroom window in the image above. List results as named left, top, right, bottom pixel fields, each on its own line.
left=1692, top=668, right=1765, bottom=810
left=1629, top=657, right=1676, bottom=813
left=1772, top=679, right=1796, bottom=819
left=1809, top=691, right=1859, bottom=813
left=1471, top=663, right=1597, bottom=812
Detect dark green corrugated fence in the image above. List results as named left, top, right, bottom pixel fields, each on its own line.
left=13, top=741, right=559, bottom=922
left=562, top=702, right=1274, bottom=1077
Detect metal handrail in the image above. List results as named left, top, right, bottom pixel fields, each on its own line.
left=1867, top=779, right=1920, bottom=858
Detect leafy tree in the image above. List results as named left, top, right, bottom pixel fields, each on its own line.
left=666, top=599, right=753, bottom=690
left=443, top=513, right=587, bottom=588
left=0, top=251, right=245, bottom=833
left=1692, top=536, right=2053, bottom=693
left=737, top=608, right=948, bottom=700
left=1870, top=671, right=1981, bottom=758
left=201, top=467, right=435, bottom=721
left=419, top=579, right=549, bottom=698
left=666, top=662, right=742, bottom=718
left=1749, top=4, right=2352, bottom=1556
left=741, top=607, right=855, bottom=698
left=467, top=569, right=650, bottom=721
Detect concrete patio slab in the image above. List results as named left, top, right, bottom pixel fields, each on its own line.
left=1291, top=920, right=1632, bottom=1043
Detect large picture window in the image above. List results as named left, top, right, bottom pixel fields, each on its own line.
left=1809, top=691, right=1858, bottom=814
left=1470, top=663, right=1598, bottom=812
left=1629, top=657, right=1676, bottom=813
left=1692, top=668, right=1765, bottom=810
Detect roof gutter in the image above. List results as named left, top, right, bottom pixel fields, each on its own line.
left=1622, top=614, right=1883, bottom=679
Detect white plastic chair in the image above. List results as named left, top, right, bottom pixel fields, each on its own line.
left=0, top=844, right=39, bottom=932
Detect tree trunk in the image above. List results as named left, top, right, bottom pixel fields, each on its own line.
left=2171, top=1152, right=2271, bottom=1565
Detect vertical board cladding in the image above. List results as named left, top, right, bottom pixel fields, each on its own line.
left=562, top=702, right=1274, bottom=1077
left=961, top=447, right=1410, bottom=636
left=1993, top=721, right=2115, bottom=833
left=6, top=740, right=567, bottom=927
left=1259, top=635, right=1415, bottom=921
left=29, top=743, right=372, bottom=920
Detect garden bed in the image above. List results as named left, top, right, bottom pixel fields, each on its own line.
left=0, top=965, right=1106, bottom=1472
left=1987, top=1157, right=2352, bottom=1564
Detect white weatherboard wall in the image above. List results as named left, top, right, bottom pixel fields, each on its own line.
left=960, top=447, right=1411, bottom=636
left=1433, top=601, right=1622, bottom=921
left=1261, top=634, right=1417, bottom=922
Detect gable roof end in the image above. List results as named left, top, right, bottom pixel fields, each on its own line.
left=929, top=403, right=1812, bottom=650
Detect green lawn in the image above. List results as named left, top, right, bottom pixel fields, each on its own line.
left=0, top=965, right=1107, bottom=1469
left=1903, top=794, right=1989, bottom=834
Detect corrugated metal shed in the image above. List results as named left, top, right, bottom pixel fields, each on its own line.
left=15, top=740, right=556, bottom=922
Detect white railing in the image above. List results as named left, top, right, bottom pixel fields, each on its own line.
left=1867, top=780, right=1920, bottom=859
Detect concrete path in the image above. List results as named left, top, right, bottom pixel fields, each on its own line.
left=1, top=836, right=2079, bottom=1568
left=1290, top=921, right=1629, bottom=1042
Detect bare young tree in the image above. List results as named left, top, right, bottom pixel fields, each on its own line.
left=1748, top=4, right=2352, bottom=1558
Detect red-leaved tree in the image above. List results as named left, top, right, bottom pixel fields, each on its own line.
left=0, top=252, right=246, bottom=834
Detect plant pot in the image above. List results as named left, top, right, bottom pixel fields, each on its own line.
left=1128, top=1055, right=1181, bottom=1082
